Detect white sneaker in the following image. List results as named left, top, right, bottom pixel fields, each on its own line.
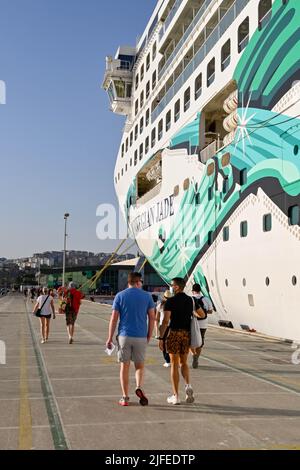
left=163, top=362, right=171, bottom=367
left=167, top=394, right=180, bottom=405
left=41, top=339, right=45, bottom=344
left=185, top=385, right=194, bottom=403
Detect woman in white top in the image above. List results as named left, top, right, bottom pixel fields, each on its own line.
left=33, top=287, right=56, bottom=343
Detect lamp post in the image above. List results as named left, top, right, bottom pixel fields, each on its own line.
left=62, top=213, right=70, bottom=288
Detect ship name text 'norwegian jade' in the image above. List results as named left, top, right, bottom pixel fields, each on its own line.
left=103, top=0, right=300, bottom=342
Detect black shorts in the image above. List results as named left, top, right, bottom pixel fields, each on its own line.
left=40, top=314, right=51, bottom=320
left=66, top=311, right=77, bottom=326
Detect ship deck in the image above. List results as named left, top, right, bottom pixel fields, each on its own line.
left=1, top=293, right=300, bottom=450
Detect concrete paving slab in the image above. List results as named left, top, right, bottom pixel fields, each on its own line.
left=1, top=294, right=300, bottom=450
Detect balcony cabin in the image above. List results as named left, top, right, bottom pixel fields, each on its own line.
left=199, top=81, right=236, bottom=163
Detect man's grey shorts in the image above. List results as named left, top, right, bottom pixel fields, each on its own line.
left=117, top=336, right=147, bottom=363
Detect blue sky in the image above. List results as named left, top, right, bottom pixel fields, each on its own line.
left=0, top=0, right=156, bottom=258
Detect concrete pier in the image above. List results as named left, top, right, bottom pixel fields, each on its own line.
left=0, top=293, right=300, bottom=450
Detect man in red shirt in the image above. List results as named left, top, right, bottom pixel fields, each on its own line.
left=65, top=282, right=83, bottom=344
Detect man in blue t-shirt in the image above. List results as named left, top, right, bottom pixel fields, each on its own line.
left=106, top=272, right=155, bottom=407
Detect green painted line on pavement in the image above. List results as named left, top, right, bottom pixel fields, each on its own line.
left=25, top=301, right=69, bottom=450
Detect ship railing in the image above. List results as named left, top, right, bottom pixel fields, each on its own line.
left=152, top=0, right=251, bottom=124
left=221, top=54, right=231, bottom=71
left=136, top=182, right=162, bottom=207
left=200, top=139, right=223, bottom=164
left=159, top=0, right=185, bottom=42
left=238, top=34, right=249, bottom=53
left=158, top=0, right=214, bottom=81
left=258, top=8, right=272, bottom=31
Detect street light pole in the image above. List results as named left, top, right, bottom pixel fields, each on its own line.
left=62, top=213, right=70, bottom=288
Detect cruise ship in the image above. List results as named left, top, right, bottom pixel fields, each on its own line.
left=103, top=0, right=300, bottom=342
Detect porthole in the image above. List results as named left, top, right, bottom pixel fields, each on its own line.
left=211, top=280, right=214, bottom=287
left=173, top=185, right=179, bottom=197
left=292, top=276, right=297, bottom=286
left=207, top=162, right=215, bottom=176
left=221, top=152, right=231, bottom=167
left=225, top=279, right=229, bottom=287
left=265, top=277, right=270, bottom=286
left=294, top=145, right=299, bottom=156
left=243, top=278, right=246, bottom=287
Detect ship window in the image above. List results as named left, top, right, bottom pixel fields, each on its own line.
left=126, top=83, right=132, bottom=98
left=207, top=58, right=215, bottom=87
left=158, top=119, right=163, bottom=141
left=145, top=136, right=149, bottom=154
left=125, top=164, right=128, bottom=172
left=121, top=168, right=124, bottom=176
left=240, top=168, right=247, bottom=185
left=195, top=193, right=201, bottom=205
left=223, top=226, right=229, bottom=242
left=166, top=110, right=171, bottom=131
left=146, top=53, right=150, bottom=71
left=135, top=100, right=138, bottom=116
left=146, top=81, right=150, bottom=99
left=292, top=276, right=297, bottom=286
left=125, top=138, right=128, bottom=152
left=130, top=158, right=132, bottom=167
left=221, top=39, right=231, bottom=71
left=140, top=64, right=144, bottom=81
left=174, top=99, right=180, bottom=122
left=288, top=205, right=299, bottom=225
left=184, top=87, right=190, bottom=112
left=152, top=42, right=157, bottom=61
left=195, top=235, right=200, bottom=248
left=121, top=144, right=124, bottom=158
left=130, top=132, right=133, bottom=147
left=134, top=125, right=138, bottom=141
left=265, top=277, right=270, bottom=286
left=118, top=173, right=120, bottom=180
left=115, top=177, right=117, bottom=184
left=225, top=279, right=229, bottom=287
left=152, top=70, right=157, bottom=90
left=208, top=231, right=214, bottom=246
left=263, top=213, right=272, bottom=232
left=115, top=80, right=126, bottom=98
left=139, top=143, right=144, bottom=161
left=135, top=74, right=139, bottom=90
left=140, top=117, right=144, bottom=134
left=151, top=128, right=156, bottom=148
left=240, top=221, right=248, bottom=238
left=173, top=185, right=179, bottom=197
left=140, top=91, right=144, bottom=109
left=243, top=278, right=246, bottom=287
left=134, top=150, right=138, bottom=166
left=258, top=0, right=272, bottom=30
left=146, top=108, right=150, bottom=127
left=223, top=177, right=229, bottom=194
left=294, top=145, right=299, bottom=155
left=195, top=73, right=202, bottom=100
left=183, top=178, right=190, bottom=191
left=208, top=187, right=213, bottom=201
left=238, top=17, right=249, bottom=53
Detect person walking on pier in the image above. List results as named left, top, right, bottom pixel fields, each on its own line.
left=159, top=277, right=205, bottom=405
left=33, top=287, right=56, bottom=343
left=155, top=290, right=172, bottom=367
left=63, top=282, right=83, bottom=344
left=106, top=272, right=155, bottom=407
left=190, top=283, right=213, bottom=369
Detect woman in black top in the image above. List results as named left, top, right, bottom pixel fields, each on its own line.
left=159, top=277, right=205, bottom=405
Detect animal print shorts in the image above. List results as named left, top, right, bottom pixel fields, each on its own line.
left=166, top=329, right=190, bottom=355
